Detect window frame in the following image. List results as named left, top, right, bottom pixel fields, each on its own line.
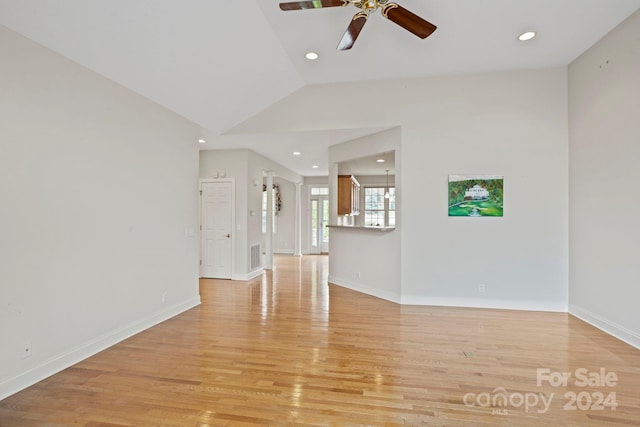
left=363, top=186, right=395, bottom=227
left=262, top=188, right=278, bottom=234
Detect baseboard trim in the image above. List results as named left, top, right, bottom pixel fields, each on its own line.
left=401, top=295, right=567, bottom=312
left=274, top=249, right=294, bottom=255
left=0, top=296, right=201, bottom=401
left=569, top=304, right=640, bottom=350
left=328, top=275, right=401, bottom=304
left=232, top=268, right=263, bottom=281
left=325, top=277, right=569, bottom=312
left=247, top=269, right=263, bottom=280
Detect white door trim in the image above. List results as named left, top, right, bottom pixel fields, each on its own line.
left=199, top=178, right=235, bottom=279
left=309, top=196, right=319, bottom=255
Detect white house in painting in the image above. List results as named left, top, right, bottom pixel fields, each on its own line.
left=464, top=185, right=489, bottom=200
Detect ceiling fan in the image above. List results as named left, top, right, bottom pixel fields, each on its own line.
left=279, top=0, right=437, bottom=51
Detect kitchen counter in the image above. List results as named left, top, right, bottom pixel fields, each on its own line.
left=327, top=225, right=395, bottom=232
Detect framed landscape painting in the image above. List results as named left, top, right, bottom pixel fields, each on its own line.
left=448, top=175, right=504, bottom=217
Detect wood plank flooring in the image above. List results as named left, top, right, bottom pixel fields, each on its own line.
left=1, top=255, right=639, bottom=426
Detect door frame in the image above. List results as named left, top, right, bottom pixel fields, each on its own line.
left=319, top=195, right=329, bottom=253
left=199, top=178, right=235, bottom=279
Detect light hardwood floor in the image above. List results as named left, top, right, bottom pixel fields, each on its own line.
left=1, top=255, right=639, bottom=426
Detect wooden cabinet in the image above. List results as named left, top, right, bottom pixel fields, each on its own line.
left=338, top=175, right=360, bottom=216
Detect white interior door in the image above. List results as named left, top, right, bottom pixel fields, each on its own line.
left=201, top=181, right=233, bottom=279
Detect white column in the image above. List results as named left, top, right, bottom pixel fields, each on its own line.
left=294, top=182, right=302, bottom=256
left=264, top=171, right=274, bottom=270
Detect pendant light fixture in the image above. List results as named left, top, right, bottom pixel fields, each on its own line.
left=385, top=169, right=391, bottom=199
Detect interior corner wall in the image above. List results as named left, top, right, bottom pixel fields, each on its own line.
left=399, top=69, right=569, bottom=311
left=0, top=27, right=201, bottom=399
left=568, top=10, right=640, bottom=348
left=328, top=128, right=402, bottom=303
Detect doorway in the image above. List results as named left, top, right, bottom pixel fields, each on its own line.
left=310, top=194, right=329, bottom=254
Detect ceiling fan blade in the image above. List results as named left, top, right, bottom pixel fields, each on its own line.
left=381, top=2, right=437, bottom=39
left=279, top=0, right=349, bottom=11
left=337, top=11, right=368, bottom=50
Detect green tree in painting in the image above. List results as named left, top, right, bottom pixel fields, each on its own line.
left=448, top=177, right=503, bottom=217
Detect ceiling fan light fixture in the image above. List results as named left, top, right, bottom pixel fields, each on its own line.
left=518, top=31, right=536, bottom=41
left=305, top=51, right=319, bottom=60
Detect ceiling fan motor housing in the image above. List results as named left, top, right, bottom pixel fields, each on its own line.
left=355, top=0, right=389, bottom=11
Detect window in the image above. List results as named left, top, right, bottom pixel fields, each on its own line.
left=311, top=187, right=329, bottom=196
left=311, top=199, right=318, bottom=247
left=262, top=189, right=277, bottom=233
left=364, top=187, right=395, bottom=227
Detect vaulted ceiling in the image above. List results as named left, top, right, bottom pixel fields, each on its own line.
left=2, top=0, right=638, bottom=176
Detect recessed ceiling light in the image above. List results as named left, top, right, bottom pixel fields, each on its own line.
left=293, top=151, right=301, bottom=156
left=305, top=52, right=319, bottom=60
left=312, top=165, right=319, bottom=169
left=198, top=138, right=206, bottom=144
left=376, top=159, right=385, bottom=163
left=518, top=31, right=536, bottom=41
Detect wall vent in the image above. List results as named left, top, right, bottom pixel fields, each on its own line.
left=250, top=244, right=261, bottom=270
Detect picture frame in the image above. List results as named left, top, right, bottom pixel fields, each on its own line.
left=448, top=175, right=504, bottom=217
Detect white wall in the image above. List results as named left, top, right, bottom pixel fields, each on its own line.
left=400, top=70, right=569, bottom=311
left=568, top=10, right=640, bottom=348
left=320, top=70, right=569, bottom=311
left=329, top=128, right=403, bottom=302
left=0, top=27, right=201, bottom=399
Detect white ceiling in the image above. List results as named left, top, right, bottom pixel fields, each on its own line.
left=1, top=0, right=638, bottom=177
